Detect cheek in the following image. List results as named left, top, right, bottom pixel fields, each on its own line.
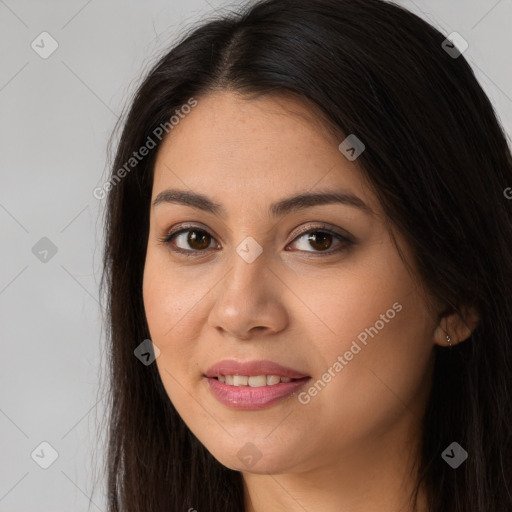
left=301, top=284, right=435, bottom=451
left=142, top=254, right=198, bottom=380
left=294, top=254, right=435, bottom=442
left=286, top=247, right=417, bottom=362
left=142, top=250, right=205, bottom=346
left=142, top=250, right=220, bottom=404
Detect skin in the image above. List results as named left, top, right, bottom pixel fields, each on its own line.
left=142, top=90, right=478, bottom=512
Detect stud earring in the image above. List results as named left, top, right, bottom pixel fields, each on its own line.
left=446, top=334, right=452, bottom=351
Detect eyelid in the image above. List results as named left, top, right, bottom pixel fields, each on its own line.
left=290, top=222, right=353, bottom=243
left=162, top=222, right=221, bottom=243
left=286, top=223, right=354, bottom=256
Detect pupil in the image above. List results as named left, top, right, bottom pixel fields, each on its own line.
left=309, top=232, right=332, bottom=251
left=189, top=230, right=210, bottom=250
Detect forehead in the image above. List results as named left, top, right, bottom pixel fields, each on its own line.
left=152, top=90, right=376, bottom=212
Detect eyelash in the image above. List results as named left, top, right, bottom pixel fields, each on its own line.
left=157, top=223, right=353, bottom=258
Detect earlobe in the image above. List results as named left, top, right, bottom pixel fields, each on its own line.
left=433, top=305, right=480, bottom=347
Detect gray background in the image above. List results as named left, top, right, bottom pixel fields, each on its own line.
left=1, top=0, right=511, bottom=510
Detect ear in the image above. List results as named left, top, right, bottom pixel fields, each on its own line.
left=433, top=305, right=480, bottom=347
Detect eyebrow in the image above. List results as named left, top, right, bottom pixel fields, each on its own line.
left=152, top=188, right=373, bottom=217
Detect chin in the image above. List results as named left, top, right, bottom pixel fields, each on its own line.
left=204, top=437, right=304, bottom=474
left=216, top=455, right=294, bottom=474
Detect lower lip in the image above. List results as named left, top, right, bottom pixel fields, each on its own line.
left=205, top=377, right=311, bottom=410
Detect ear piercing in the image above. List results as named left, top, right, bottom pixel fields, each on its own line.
left=446, top=334, right=452, bottom=351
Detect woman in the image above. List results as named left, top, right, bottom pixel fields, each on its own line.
left=100, top=0, right=512, bottom=510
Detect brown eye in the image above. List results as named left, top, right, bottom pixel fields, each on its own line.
left=288, top=228, right=351, bottom=254
left=186, top=230, right=212, bottom=250
left=305, top=232, right=333, bottom=251
left=163, top=228, right=218, bottom=253
left=160, top=224, right=352, bottom=258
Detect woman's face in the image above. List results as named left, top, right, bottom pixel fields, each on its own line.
left=143, top=90, right=438, bottom=474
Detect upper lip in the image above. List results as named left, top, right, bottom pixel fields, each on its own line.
left=205, top=359, right=310, bottom=379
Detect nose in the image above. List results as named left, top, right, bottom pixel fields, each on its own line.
left=207, top=253, right=289, bottom=340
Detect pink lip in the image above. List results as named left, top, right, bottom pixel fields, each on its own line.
left=204, top=359, right=311, bottom=410
left=205, top=376, right=311, bottom=410
left=205, top=359, right=309, bottom=379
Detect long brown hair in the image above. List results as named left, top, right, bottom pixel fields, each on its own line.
left=99, top=0, right=512, bottom=510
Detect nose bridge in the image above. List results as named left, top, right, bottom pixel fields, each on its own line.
left=223, top=239, right=269, bottom=302
left=208, top=239, right=287, bottom=337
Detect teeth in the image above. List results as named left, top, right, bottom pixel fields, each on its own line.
left=215, top=374, right=296, bottom=387
left=233, top=375, right=248, bottom=386
left=266, top=375, right=281, bottom=385
left=248, top=375, right=267, bottom=387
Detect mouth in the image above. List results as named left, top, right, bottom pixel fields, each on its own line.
left=205, top=358, right=309, bottom=380
left=204, top=359, right=311, bottom=409
left=210, top=374, right=306, bottom=387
